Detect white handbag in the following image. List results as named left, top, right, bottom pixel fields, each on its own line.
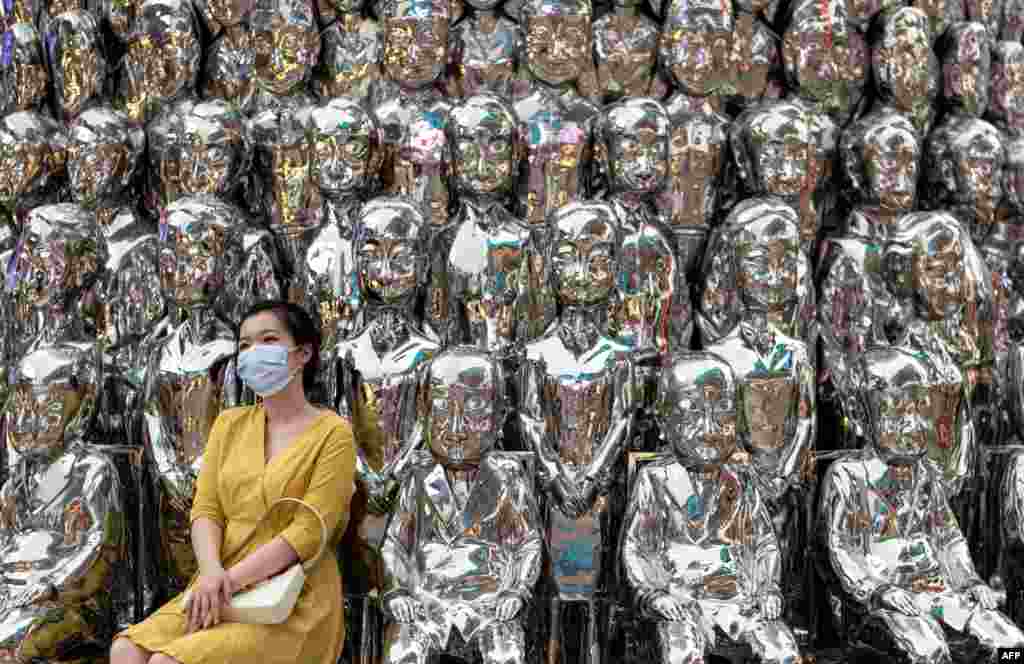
left=182, top=497, right=328, bottom=625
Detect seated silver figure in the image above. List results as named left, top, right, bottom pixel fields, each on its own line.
left=820, top=345, right=1024, bottom=662
left=621, top=351, right=802, bottom=664
left=381, top=348, right=542, bottom=664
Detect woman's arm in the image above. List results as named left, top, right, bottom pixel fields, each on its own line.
left=225, top=537, right=299, bottom=590
left=192, top=518, right=227, bottom=574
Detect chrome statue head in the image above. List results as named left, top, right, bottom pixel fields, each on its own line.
left=924, top=116, right=1004, bottom=239
left=521, top=0, right=591, bottom=87
left=252, top=107, right=320, bottom=233
left=119, top=0, right=201, bottom=124
left=381, top=0, right=449, bottom=88
left=859, top=345, right=932, bottom=465
left=871, top=8, right=937, bottom=132
left=46, top=11, right=107, bottom=123
left=8, top=343, right=100, bottom=457
left=421, top=346, right=505, bottom=468
left=989, top=41, right=1024, bottom=137
left=840, top=110, right=920, bottom=218
left=195, top=0, right=255, bottom=33
left=548, top=200, right=620, bottom=307
left=730, top=100, right=811, bottom=200
left=302, top=97, right=382, bottom=200
left=656, top=351, right=739, bottom=466
left=592, top=12, right=658, bottom=102
left=158, top=194, right=244, bottom=309
left=659, top=0, right=734, bottom=97
left=596, top=97, right=670, bottom=196
left=782, top=0, right=864, bottom=117
left=102, top=227, right=164, bottom=352
left=0, top=23, right=47, bottom=115
left=883, top=211, right=988, bottom=321
left=938, top=22, right=990, bottom=118
left=448, top=94, right=523, bottom=199
left=0, top=111, right=66, bottom=224
left=314, top=19, right=382, bottom=101
left=66, top=107, right=145, bottom=210
left=355, top=196, right=429, bottom=305
left=252, top=0, right=320, bottom=97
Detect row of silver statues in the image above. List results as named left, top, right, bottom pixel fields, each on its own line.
left=1, top=0, right=1024, bottom=659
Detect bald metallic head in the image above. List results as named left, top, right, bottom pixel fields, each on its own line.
left=657, top=351, right=738, bottom=465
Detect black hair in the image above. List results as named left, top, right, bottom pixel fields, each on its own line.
left=237, top=300, right=323, bottom=400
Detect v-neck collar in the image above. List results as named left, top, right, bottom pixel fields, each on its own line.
left=259, top=407, right=332, bottom=470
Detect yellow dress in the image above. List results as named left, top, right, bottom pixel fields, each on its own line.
left=118, top=405, right=356, bottom=664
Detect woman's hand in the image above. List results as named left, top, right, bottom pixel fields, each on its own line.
left=186, top=567, right=234, bottom=633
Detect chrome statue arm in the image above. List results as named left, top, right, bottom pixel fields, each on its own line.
left=496, top=455, right=544, bottom=602
left=695, top=228, right=735, bottom=344
left=517, top=356, right=575, bottom=492
left=820, top=459, right=889, bottom=607
left=581, top=355, right=635, bottom=492
left=774, top=351, right=816, bottom=499
left=620, top=463, right=672, bottom=615
left=931, top=472, right=985, bottom=592
left=750, top=476, right=784, bottom=598
left=380, top=469, right=420, bottom=606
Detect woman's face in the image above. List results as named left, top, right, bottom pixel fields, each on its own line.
left=238, top=311, right=308, bottom=376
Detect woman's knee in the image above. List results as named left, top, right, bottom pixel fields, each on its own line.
left=149, top=653, right=184, bottom=664
left=110, top=638, right=149, bottom=664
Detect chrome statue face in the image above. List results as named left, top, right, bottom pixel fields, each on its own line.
left=0, top=111, right=65, bottom=214
left=355, top=197, right=427, bottom=304
left=252, top=0, right=319, bottom=96
left=252, top=109, right=318, bottom=232
left=663, top=112, right=726, bottom=233
left=963, top=0, right=1002, bottom=37
left=841, top=111, right=920, bottom=215
left=990, top=42, right=1024, bottom=136
left=549, top=200, right=618, bottom=306
left=197, top=0, right=254, bottom=31
left=382, top=0, right=448, bottom=90
left=872, top=8, right=935, bottom=130
left=158, top=194, right=242, bottom=308
left=599, top=98, right=670, bottom=196
left=424, top=348, right=503, bottom=468
left=886, top=212, right=968, bottom=320
left=120, top=0, right=201, bottom=124
left=177, top=100, right=250, bottom=198
left=733, top=204, right=802, bottom=312
left=315, top=19, right=382, bottom=101
left=449, top=94, right=520, bottom=197
left=66, top=107, right=145, bottom=208
left=592, top=13, right=658, bottom=102
left=522, top=0, right=590, bottom=87
left=926, top=117, right=1004, bottom=234
left=1, top=23, right=47, bottom=115
left=304, top=98, right=380, bottom=198
left=7, top=204, right=106, bottom=319
left=657, top=352, right=739, bottom=466
left=730, top=101, right=810, bottom=199
left=47, top=12, right=106, bottom=123
left=8, top=345, right=99, bottom=457
left=939, top=22, right=990, bottom=117
left=860, top=346, right=932, bottom=465
left=782, top=0, right=862, bottom=115
left=449, top=14, right=519, bottom=98
left=659, top=0, right=733, bottom=97
left=729, top=12, right=779, bottom=106
left=103, top=230, right=164, bottom=350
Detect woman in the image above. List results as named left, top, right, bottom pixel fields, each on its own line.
left=111, top=301, right=356, bottom=664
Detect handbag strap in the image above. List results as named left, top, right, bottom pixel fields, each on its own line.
left=222, top=497, right=330, bottom=574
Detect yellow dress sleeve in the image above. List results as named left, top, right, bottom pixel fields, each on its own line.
left=281, top=421, right=357, bottom=562
left=189, top=411, right=230, bottom=530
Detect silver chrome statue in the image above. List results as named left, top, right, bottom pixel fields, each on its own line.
left=512, top=0, right=599, bottom=229
left=46, top=11, right=107, bottom=125
left=245, top=0, right=319, bottom=116
left=517, top=200, right=636, bottom=664
left=869, top=8, right=939, bottom=136
left=621, top=351, right=803, bottom=664
left=196, top=0, right=256, bottom=108
left=820, top=346, right=1024, bottom=663
left=936, top=22, right=991, bottom=121
left=137, top=195, right=246, bottom=596
left=313, top=13, right=383, bottom=104
left=117, top=0, right=201, bottom=125
left=0, top=343, right=123, bottom=663
left=0, top=111, right=66, bottom=245
left=0, top=23, right=47, bottom=117
left=435, top=94, right=544, bottom=352
left=381, top=348, right=542, bottom=664
left=448, top=0, right=521, bottom=99
left=592, top=0, right=662, bottom=104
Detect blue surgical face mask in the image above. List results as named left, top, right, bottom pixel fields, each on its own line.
left=237, top=344, right=301, bottom=397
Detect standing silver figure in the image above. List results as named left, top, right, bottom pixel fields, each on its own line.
left=699, top=201, right=816, bottom=590
left=46, top=11, right=107, bottom=125
left=436, top=94, right=545, bottom=353
left=117, top=0, right=201, bottom=125
left=620, top=352, right=802, bottom=663
left=381, top=348, right=542, bottom=664
left=0, top=23, right=47, bottom=117
left=817, top=110, right=919, bottom=443
left=512, top=0, right=598, bottom=229
left=820, top=346, right=1024, bottom=662
left=518, top=201, right=636, bottom=664
left=138, top=195, right=246, bottom=597
left=882, top=211, right=992, bottom=497
left=0, top=344, right=123, bottom=664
